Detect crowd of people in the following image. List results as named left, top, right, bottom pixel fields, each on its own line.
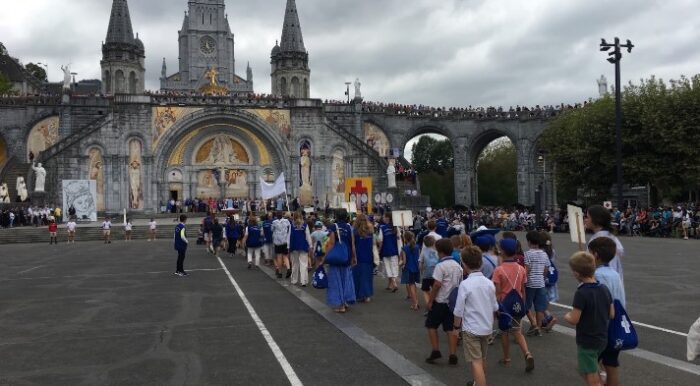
left=0, top=204, right=65, bottom=228
left=360, top=101, right=592, bottom=120
left=171, top=204, right=629, bottom=385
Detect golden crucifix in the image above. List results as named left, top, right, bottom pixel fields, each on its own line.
left=205, top=67, right=219, bottom=86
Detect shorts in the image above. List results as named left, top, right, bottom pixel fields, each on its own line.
left=275, top=244, right=289, bottom=254
left=421, top=278, right=435, bottom=292
left=425, top=302, right=454, bottom=331
left=525, top=286, right=549, bottom=312
left=68, top=230, right=75, bottom=235
left=382, top=255, right=399, bottom=278
left=102, top=229, right=111, bottom=236
left=403, top=271, right=420, bottom=284
left=599, top=346, right=620, bottom=367
left=204, top=233, right=210, bottom=242
left=213, top=239, right=222, bottom=248
left=498, top=312, right=523, bottom=332
left=577, top=346, right=604, bottom=374
left=50, top=232, right=57, bottom=237
left=462, top=331, right=489, bottom=362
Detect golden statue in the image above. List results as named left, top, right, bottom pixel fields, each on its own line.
left=205, top=67, right=219, bottom=86
left=199, top=66, right=229, bottom=95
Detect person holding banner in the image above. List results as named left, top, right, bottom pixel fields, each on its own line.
left=585, top=205, right=625, bottom=286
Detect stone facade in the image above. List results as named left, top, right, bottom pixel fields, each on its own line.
left=160, top=0, right=253, bottom=93
left=0, top=0, right=555, bottom=213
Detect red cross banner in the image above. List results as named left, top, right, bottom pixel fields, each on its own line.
left=344, top=177, right=372, bottom=214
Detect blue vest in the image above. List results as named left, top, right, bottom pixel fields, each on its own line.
left=290, top=223, right=309, bottom=252
left=263, top=220, right=273, bottom=244
left=379, top=223, right=399, bottom=257
left=436, top=218, right=449, bottom=238
left=246, top=225, right=263, bottom=248
left=354, top=232, right=374, bottom=264
left=174, top=223, right=187, bottom=251
left=403, top=245, right=420, bottom=273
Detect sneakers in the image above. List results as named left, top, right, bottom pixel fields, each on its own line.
left=448, top=355, right=458, bottom=365
left=285, top=269, right=292, bottom=279
left=425, top=350, right=442, bottom=364
left=526, top=326, right=542, bottom=337
left=181, top=271, right=189, bottom=276
left=275, top=270, right=282, bottom=278
left=543, top=314, right=557, bottom=332
left=525, top=353, right=535, bottom=372
left=173, top=272, right=184, bottom=277
left=248, top=263, right=252, bottom=270
left=466, top=381, right=476, bottom=386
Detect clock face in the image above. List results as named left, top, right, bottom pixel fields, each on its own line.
left=200, top=36, right=216, bottom=55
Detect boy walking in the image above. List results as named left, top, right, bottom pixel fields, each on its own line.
left=589, top=237, right=626, bottom=386
left=425, top=238, right=463, bottom=365
left=453, top=245, right=499, bottom=386
left=564, top=252, right=614, bottom=386
left=492, top=238, right=534, bottom=372
left=524, top=231, right=550, bottom=336
left=174, top=215, right=189, bottom=277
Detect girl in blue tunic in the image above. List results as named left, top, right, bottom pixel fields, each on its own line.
left=322, top=210, right=356, bottom=313
left=399, top=231, right=421, bottom=310
left=352, top=213, right=375, bottom=303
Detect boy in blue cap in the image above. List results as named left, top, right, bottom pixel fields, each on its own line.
left=475, top=234, right=498, bottom=279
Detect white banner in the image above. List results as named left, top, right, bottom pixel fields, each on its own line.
left=260, top=173, right=286, bottom=200
left=62, top=180, right=97, bottom=222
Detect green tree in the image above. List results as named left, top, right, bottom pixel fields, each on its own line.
left=0, top=71, right=15, bottom=95
left=25, top=62, right=47, bottom=82
left=411, top=135, right=455, bottom=207
left=541, top=74, right=700, bottom=204
left=477, top=141, right=517, bottom=206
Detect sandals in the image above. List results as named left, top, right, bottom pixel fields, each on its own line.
left=333, top=307, right=347, bottom=313
left=410, top=304, right=420, bottom=310
left=498, top=358, right=511, bottom=367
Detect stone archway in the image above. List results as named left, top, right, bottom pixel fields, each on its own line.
left=153, top=109, right=290, bottom=206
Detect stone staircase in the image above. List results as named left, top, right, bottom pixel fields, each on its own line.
left=0, top=225, right=171, bottom=245
left=37, top=114, right=112, bottom=163
left=324, top=118, right=388, bottom=169
left=0, top=157, right=31, bottom=202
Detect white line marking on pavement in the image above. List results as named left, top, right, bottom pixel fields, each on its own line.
left=550, top=302, right=689, bottom=337
left=549, top=323, right=700, bottom=376
left=0, top=268, right=224, bottom=281
left=215, top=257, right=303, bottom=386
left=16, top=265, right=44, bottom=275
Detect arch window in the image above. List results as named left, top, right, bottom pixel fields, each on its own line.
left=280, top=77, right=288, bottom=96
left=129, top=71, right=137, bottom=94
left=115, top=70, right=125, bottom=94
left=291, top=77, right=300, bottom=98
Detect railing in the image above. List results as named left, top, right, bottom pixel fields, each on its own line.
left=145, top=94, right=296, bottom=108
left=323, top=118, right=388, bottom=169
left=38, top=115, right=112, bottom=163
left=0, top=96, right=62, bottom=106
left=361, top=106, right=568, bottom=121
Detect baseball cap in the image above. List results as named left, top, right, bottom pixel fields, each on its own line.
left=475, top=234, right=496, bottom=249
left=315, top=221, right=323, bottom=228
left=499, top=238, right=518, bottom=256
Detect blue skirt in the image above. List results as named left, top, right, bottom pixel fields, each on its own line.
left=352, top=263, right=374, bottom=300
left=327, top=265, right=356, bottom=307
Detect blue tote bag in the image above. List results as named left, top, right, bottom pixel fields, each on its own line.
left=323, top=224, right=350, bottom=266
left=607, top=299, right=638, bottom=351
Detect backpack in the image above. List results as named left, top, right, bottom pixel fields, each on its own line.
left=312, top=265, right=328, bottom=289
left=546, top=259, right=558, bottom=287
left=498, top=268, right=526, bottom=331
left=607, top=299, right=638, bottom=351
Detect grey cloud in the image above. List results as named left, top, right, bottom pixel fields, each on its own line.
left=1, top=0, right=699, bottom=108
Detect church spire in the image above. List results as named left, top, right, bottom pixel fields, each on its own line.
left=279, top=0, right=306, bottom=53
left=106, top=0, right=135, bottom=44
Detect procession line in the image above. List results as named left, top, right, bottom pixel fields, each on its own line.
left=216, top=257, right=303, bottom=386
left=550, top=302, right=688, bottom=337
left=1, top=268, right=223, bottom=281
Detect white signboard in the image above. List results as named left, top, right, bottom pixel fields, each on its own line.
left=62, top=180, right=97, bottom=222
left=567, top=204, right=585, bottom=247
left=392, top=210, right=413, bottom=228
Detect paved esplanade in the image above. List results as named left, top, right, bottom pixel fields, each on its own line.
left=1, top=233, right=698, bottom=385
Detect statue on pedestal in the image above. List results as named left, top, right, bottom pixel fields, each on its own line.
left=61, top=64, right=72, bottom=91
left=597, top=75, right=608, bottom=97
left=387, top=158, right=397, bottom=189
left=16, top=177, right=28, bottom=202
left=354, top=78, right=362, bottom=100
left=32, top=162, right=46, bottom=192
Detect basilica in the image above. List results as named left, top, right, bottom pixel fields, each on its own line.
left=0, top=0, right=554, bottom=214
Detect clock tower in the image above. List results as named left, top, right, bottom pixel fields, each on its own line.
left=161, top=0, right=253, bottom=93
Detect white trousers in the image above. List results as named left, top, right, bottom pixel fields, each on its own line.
left=247, top=247, right=262, bottom=266
left=264, top=244, right=274, bottom=260
left=290, top=251, right=309, bottom=285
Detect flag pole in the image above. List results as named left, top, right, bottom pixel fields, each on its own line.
left=283, top=175, right=290, bottom=211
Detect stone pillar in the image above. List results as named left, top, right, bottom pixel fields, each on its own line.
left=142, top=155, right=154, bottom=213
left=453, top=137, right=470, bottom=206
left=516, top=139, right=534, bottom=206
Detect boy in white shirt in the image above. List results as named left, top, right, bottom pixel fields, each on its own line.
left=453, top=245, right=499, bottom=386
left=101, top=217, right=112, bottom=244
left=149, top=218, right=157, bottom=241
left=66, top=218, right=77, bottom=243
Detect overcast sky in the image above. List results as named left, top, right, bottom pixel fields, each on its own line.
left=1, top=0, right=699, bottom=108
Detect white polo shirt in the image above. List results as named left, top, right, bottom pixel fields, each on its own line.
left=453, top=272, right=499, bottom=336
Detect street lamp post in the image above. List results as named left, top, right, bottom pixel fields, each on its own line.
left=600, top=37, right=634, bottom=209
